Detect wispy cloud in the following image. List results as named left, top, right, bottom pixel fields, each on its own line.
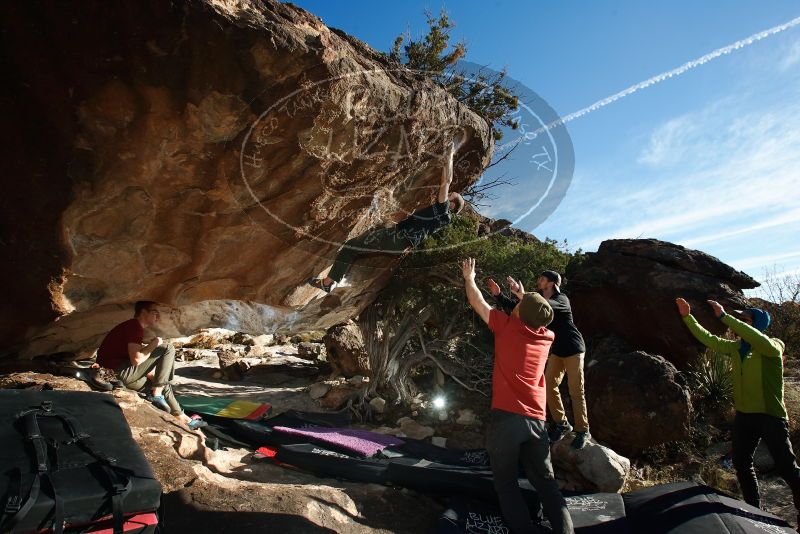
left=679, top=208, right=800, bottom=247
left=572, top=97, right=800, bottom=251
left=731, top=250, right=800, bottom=270
left=637, top=115, right=696, bottom=166
left=780, top=38, right=800, bottom=70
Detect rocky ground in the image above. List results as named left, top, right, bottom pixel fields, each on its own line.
left=1, top=376, right=440, bottom=532
left=2, top=331, right=797, bottom=531
left=620, top=372, right=800, bottom=528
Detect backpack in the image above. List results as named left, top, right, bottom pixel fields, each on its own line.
left=0, top=390, right=162, bottom=533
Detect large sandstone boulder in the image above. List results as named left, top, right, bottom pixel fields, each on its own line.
left=567, top=239, right=758, bottom=369
left=0, top=0, right=492, bottom=359
left=585, top=349, right=692, bottom=457
left=323, top=320, right=370, bottom=377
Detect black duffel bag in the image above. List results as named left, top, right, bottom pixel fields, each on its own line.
left=0, top=390, right=162, bottom=533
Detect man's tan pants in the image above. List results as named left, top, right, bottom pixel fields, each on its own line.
left=545, top=353, right=589, bottom=432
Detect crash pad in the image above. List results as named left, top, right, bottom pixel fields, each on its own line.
left=177, top=395, right=271, bottom=420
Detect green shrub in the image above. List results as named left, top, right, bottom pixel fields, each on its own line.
left=388, top=10, right=519, bottom=139
left=362, top=215, right=575, bottom=403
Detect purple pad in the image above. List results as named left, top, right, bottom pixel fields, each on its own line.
left=273, top=425, right=404, bottom=457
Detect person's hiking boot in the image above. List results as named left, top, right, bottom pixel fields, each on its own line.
left=548, top=421, right=572, bottom=444
left=85, top=368, right=113, bottom=391
left=307, top=278, right=335, bottom=293
left=571, top=431, right=591, bottom=450
left=146, top=394, right=170, bottom=413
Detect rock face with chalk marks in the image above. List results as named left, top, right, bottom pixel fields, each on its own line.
left=0, top=0, right=492, bottom=358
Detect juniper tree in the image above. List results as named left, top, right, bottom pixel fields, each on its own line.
left=389, top=9, right=520, bottom=140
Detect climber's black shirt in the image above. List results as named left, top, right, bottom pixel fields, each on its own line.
left=394, top=201, right=451, bottom=247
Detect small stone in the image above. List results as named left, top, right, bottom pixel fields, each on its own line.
left=297, top=342, right=322, bottom=360
left=180, top=348, right=214, bottom=361
left=319, top=384, right=359, bottom=410
left=212, top=371, right=223, bottom=379
left=348, top=375, right=366, bottom=386
left=229, top=332, right=255, bottom=346
left=705, top=441, right=731, bottom=459
left=252, top=334, right=273, bottom=346
left=247, top=344, right=270, bottom=357
left=398, top=419, right=435, bottom=440
left=369, top=396, right=386, bottom=414
left=456, top=409, right=477, bottom=425
left=438, top=411, right=448, bottom=421
left=432, top=436, right=447, bottom=448
left=308, top=382, right=331, bottom=400
left=218, top=349, right=249, bottom=381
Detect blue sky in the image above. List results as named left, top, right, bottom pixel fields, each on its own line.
left=288, top=1, right=800, bottom=296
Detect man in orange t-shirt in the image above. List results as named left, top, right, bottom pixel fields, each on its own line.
left=462, top=258, right=573, bottom=534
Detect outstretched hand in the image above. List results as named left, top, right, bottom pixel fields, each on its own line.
left=486, top=278, right=501, bottom=296
left=507, top=276, right=525, bottom=299
left=461, top=258, right=476, bottom=281
left=506, top=276, right=520, bottom=293
left=707, top=300, right=725, bottom=318
left=675, top=298, right=690, bottom=317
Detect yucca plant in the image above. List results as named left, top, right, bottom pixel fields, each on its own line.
left=687, top=349, right=733, bottom=409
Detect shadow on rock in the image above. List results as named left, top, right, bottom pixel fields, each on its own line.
left=163, top=490, right=338, bottom=533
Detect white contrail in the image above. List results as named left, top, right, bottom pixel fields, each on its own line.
left=522, top=14, right=800, bottom=140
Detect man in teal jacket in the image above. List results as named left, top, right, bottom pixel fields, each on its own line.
left=676, top=297, right=800, bottom=524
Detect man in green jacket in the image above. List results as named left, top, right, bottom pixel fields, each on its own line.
left=676, top=297, right=800, bottom=523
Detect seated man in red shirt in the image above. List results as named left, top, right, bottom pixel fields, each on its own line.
left=96, top=301, right=202, bottom=429
left=462, top=258, right=573, bottom=534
